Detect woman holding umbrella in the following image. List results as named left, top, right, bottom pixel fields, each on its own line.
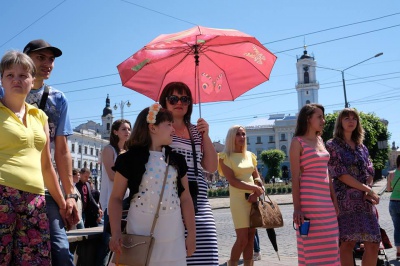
left=159, top=82, right=219, bottom=266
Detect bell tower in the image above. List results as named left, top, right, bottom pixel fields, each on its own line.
left=101, top=94, right=113, bottom=139
left=295, top=46, right=319, bottom=111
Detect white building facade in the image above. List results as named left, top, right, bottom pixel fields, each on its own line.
left=245, top=48, right=320, bottom=178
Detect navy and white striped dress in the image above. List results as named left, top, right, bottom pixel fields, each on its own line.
left=170, top=124, right=219, bottom=266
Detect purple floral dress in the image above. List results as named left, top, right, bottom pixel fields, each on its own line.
left=326, top=137, right=381, bottom=243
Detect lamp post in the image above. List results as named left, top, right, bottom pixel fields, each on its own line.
left=113, top=100, right=131, bottom=119
left=314, top=52, right=383, bottom=108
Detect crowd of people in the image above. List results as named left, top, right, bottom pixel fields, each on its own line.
left=0, top=39, right=398, bottom=266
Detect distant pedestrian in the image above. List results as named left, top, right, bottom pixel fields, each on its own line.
left=76, top=168, right=103, bottom=228
left=387, top=154, right=400, bottom=260
left=326, top=108, right=381, bottom=266
left=108, top=103, right=196, bottom=265
left=218, top=125, right=264, bottom=266
left=290, top=103, right=340, bottom=265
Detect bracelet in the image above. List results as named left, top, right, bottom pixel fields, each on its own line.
left=368, top=188, right=373, bottom=195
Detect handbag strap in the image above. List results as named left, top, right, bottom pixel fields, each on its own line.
left=149, top=155, right=170, bottom=236
left=392, top=171, right=400, bottom=190
left=187, top=123, right=199, bottom=177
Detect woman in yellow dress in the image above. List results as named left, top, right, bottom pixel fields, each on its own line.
left=218, top=125, right=264, bottom=266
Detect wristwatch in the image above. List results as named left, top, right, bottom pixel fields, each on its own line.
left=65, top=194, right=79, bottom=201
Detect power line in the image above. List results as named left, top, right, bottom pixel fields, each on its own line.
left=275, top=24, right=400, bottom=53
left=263, top=12, right=400, bottom=45
left=120, top=0, right=197, bottom=26
left=0, top=1, right=67, bottom=48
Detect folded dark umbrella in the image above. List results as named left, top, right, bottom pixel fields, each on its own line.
left=266, top=228, right=280, bottom=260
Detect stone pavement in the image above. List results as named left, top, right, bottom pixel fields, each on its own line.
left=209, top=178, right=397, bottom=266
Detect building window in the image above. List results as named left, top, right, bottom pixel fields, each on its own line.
left=78, top=145, right=82, bottom=154
left=71, top=143, right=75, bottom=153
left=268, top=136, right=274, bottom=143
left=96, top=149, right=100, bottom=156
left=107, top=123, right=110, bottom=130
left=72, top=159, right=74, bottom=168
left=84, top=161, right=87, bottom=168
left=84, top=146, right=88, bottom=155
left=306, top=100, right=310, bottom=104
left=256, top=136, right=262, bottom=144
left=90, top=148, right=94, bottom=156
left=78, top=160, right=81, bottom=169
left=90, top=162, right=93, bottom=170
left=257, top=150, right=262, bottom=158
left=280, top=133, right=286, bottom=141
left=304, top=71, right=309, bottom=84
left=281, top=145, right=287, bottom=156
left=247, top=137, right=250, bottom=144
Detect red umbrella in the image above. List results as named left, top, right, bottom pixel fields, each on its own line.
left=117, top=25, right=277, bottom=116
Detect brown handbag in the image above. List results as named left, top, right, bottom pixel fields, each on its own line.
left=111, top=157, right=170, bottom=266
left=249, top=193, right=284, bottom=229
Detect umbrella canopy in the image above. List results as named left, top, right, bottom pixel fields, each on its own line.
left=117, top=25, right=277, bottom=113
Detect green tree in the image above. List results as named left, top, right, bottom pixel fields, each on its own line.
left=260, top=149, right=286, bottom=182
left=321, top=111, right=390, bottom=180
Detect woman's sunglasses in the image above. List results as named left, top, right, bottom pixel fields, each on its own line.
left=166, top=95, right=191, bottom=106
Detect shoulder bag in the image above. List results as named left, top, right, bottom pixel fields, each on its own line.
left=249, top=192, right=284, bottom=229
left=111, top=156, right=170, bottom=266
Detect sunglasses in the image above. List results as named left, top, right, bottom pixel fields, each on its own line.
left=166, top=95, right=191, bottom=106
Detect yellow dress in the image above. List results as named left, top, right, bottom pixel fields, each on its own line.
left=218, top=151, right=257, bottom=229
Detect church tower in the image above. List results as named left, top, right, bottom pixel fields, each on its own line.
left=295, top=46, right=319, bottom=110
left=101, top=94, right=113, bottom=139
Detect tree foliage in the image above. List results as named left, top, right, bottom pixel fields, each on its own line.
left=321, top=111, right=390, bottom=179
left=260, top=149, right=286, bottom=181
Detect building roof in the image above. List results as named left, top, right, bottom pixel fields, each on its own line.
left=245, top=117, right=275, bottom=129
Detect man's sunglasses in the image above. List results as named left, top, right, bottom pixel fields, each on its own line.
left=166, top=95, right=191, bottom=106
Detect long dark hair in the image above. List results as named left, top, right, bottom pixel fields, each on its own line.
left=126, top=107, right=173, bottom=149
left=109, top=119, right=131, bottom=155
left=397, top=155, right=400, bottom=168
left=294, top=103, right=325, bottom=136
left=333, top=108, right=364, bottom=145
left=159, top=82, right=193, bottom=123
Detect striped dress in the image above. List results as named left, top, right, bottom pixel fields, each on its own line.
left=170, top=124, right=219, bottom=265
left=296, top=137, right=340, bottom=266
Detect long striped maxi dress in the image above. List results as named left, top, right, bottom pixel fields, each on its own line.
left=296, top=137, right=340, bottom=266
left=170, top=124, right=219, bottom=266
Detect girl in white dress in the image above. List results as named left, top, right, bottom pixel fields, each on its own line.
left=108, top=103, right=196, bottom=266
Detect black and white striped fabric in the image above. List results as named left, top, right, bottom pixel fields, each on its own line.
left=170, top=124, right=219, bottom=265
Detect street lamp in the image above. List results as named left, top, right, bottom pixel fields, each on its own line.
left=113, top=100, right=131, bottom=119
left=314, top=52, right=383, bottom=108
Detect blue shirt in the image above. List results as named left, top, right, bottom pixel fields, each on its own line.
left=25, top=84, right=73, bottom=142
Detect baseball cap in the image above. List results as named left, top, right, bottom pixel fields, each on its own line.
left=23, top=39, right=62, bottom=57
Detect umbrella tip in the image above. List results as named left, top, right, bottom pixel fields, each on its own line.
left=276, top=252, right=281, bottom=261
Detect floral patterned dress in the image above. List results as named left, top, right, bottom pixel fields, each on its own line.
left=326, top=137, right=381, bottom=243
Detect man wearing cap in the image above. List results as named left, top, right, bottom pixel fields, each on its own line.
left=24, top=39, right=78, bottom=266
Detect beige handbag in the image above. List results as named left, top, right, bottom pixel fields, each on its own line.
left=249, top=193, right=284, bottom=229
left=112, top=157, right=170, bottom=266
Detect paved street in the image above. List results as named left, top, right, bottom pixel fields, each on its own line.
left=210, top=179, right=400, bottom=266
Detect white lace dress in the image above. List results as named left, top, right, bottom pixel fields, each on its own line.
left=126, top=151, right=187, bottom=266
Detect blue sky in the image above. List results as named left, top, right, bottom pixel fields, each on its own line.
left=2, top=1, right=400, bottom=146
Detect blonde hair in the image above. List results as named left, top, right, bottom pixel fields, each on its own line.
left=333, top=108, right=364, bottom=145
left=223, top=125, right=247, bottom=156
left=0, top=50, right=36, bottom=78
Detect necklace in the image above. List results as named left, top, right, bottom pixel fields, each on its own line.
left=174, top=126, right=187, bottom=138
left=0, top=99, right=25, bottom=121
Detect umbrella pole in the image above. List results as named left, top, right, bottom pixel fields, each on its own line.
left=194, top=44, right=201, bottom=118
